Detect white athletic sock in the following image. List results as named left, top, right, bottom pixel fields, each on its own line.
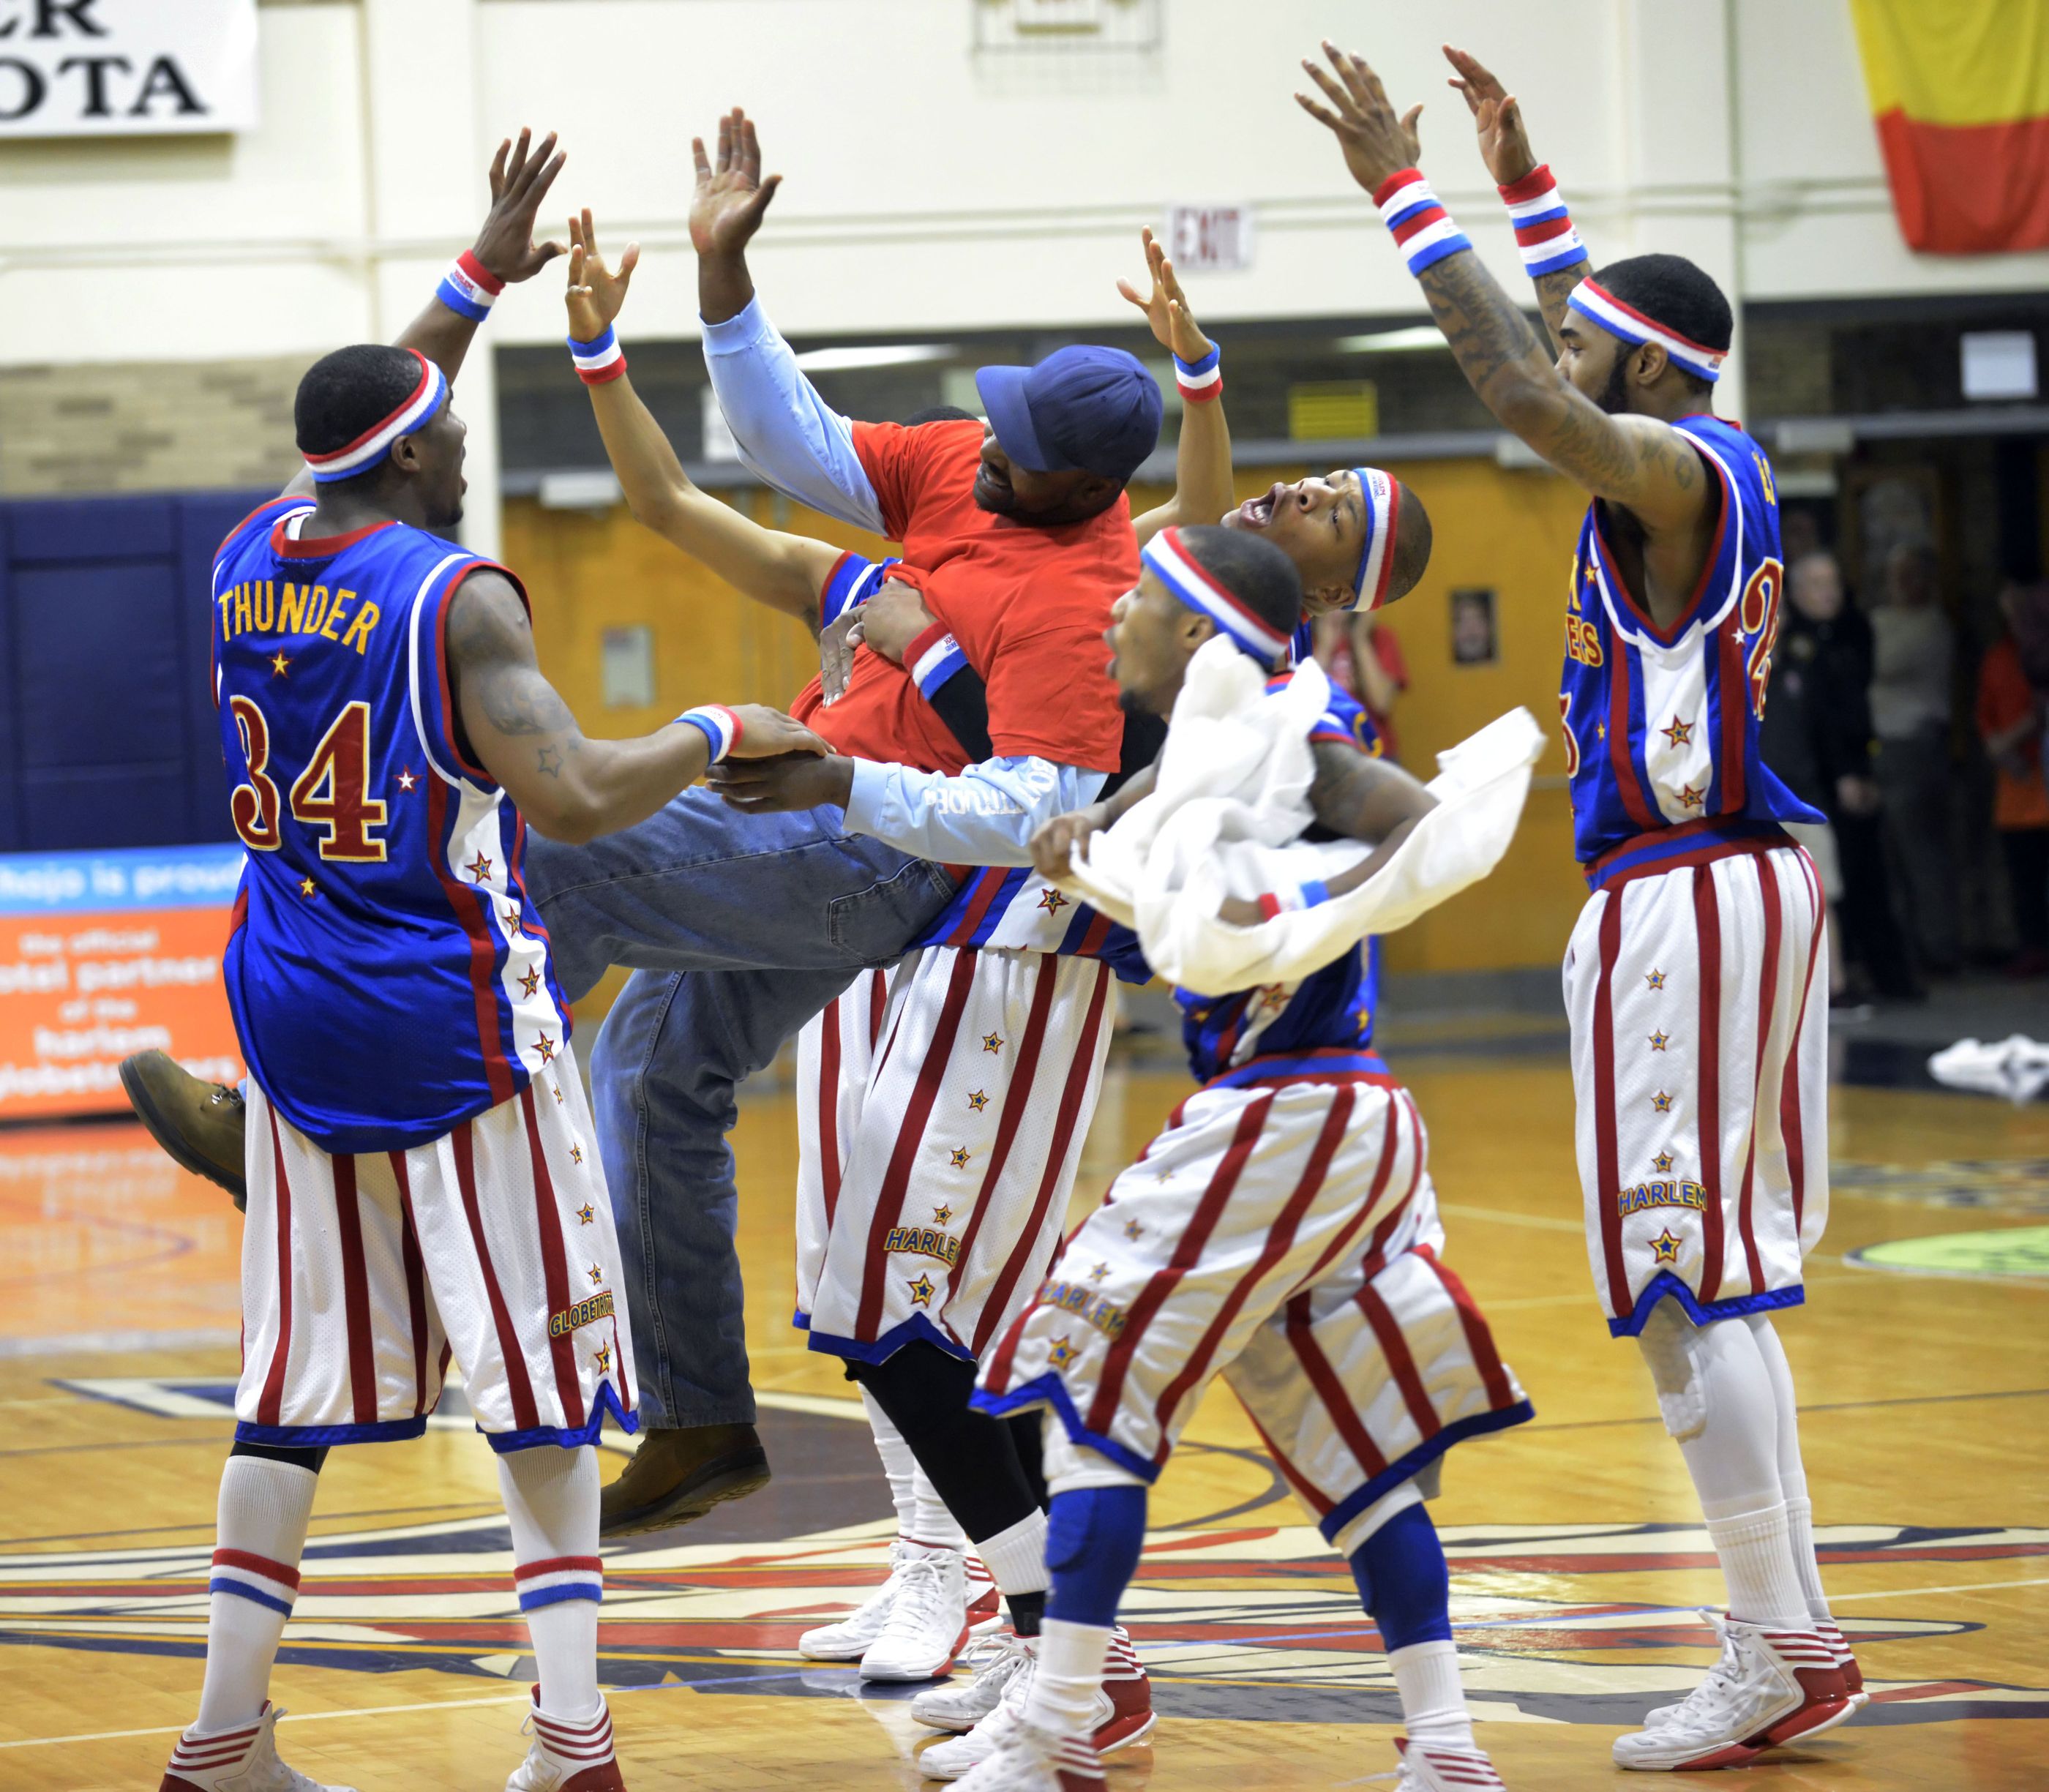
left=1023, top=1616, right=1110, bottom=1736
left=910, top=1466, right=967, bottom=1552
left=1388, top=1639, right=1475, bottom=1751
left=1783, top=1494, right=1831, bottom=1624
left=860, top=1386, right=921, bottom=1539
left=1748, top=1315, right=1834, bottom=1623
left=973, top=1507, right=1050, bottom=1596
left=1703, top=1503, right=1811, bottom=1630
left=194, top=1456, right=319, bottom=1733
left=498, top=1445, right=603, bottom=1722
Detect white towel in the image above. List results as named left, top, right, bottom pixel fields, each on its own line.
left=1928, top=1035, right=2049, bottom=1106
left=1061, top=636, right=1543, bottom=995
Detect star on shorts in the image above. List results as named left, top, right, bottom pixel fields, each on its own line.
left=550, top=1081, right=564, bottom=1103
left=908, top=1274, right=937, bottom=1307
left=298, top=876, right=316, bottom=898
left=1679, top=782, right=1706, bottom=810
left=593, top=1344, right=612, bottom=1376
left=570, top=1144, right=583, bottom=1164
left=1087, top=1261, right=1110, bottom=1283
left=1123, top=1218, right=1143, bottom=1240
left=1037, top=887, right=1068, bottom=914
left=1649, top=1030, right=1670, bottom=1051
left=576, top=1203, right=595, bottom=1225
left=1661, top=715, right=1696, bottom=749
left=519, top=965, right=542, bottom=998
left=536, top=1032, right=558, bottom=1064
left=949, top=1146, right=972, bottom=1169
left=587, top=1262, right=604, bottom=1286
left=1047, top=1335, right=1078, bottom=1370
left=1652, top=1150, right=1674, bottom=1174
left=465, top=851, right=493, bottom=883
left=982, top=1032, right=1004, bottom=1054
left=1651, top=1090, right=1673, bottom=1113
left=967, top=1090, right=989, bottom=1111
left=932, top=1205, right=954, bottom=1227
left=1650, top=1229, right=1683, bottom=1265
left=1646, top=969, right=1667, bottom=990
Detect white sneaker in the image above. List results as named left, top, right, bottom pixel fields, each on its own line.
left=916, top=1633, right=1153, bottom=1780
left=1612, top=1613, right=1851, bottom=1771
left=912, top=1630, right=1035, bottom=1732
left=160, top=1704, right=356, bottom=1792
left=1393, top=1736, right=1507, bottom=1789
left=858, top=1542, right=968, bottom=1681
left=945, top=1711, right=1101, bottom=1791
left=800, top=1539, right=907, bottom=1661
left=504, top=1691, right=626, bottom=1792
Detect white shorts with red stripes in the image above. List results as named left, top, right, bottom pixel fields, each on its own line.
left=795, top=943, right=1115, bottom=1365
left=973, top=1062, right=1532, bottom=1548
left=1565, top=839, right=1829, bottom=1338
left=235, top=1044, right=637, bottom=1450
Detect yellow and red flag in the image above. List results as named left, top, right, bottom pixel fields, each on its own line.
left=1849, top=0, right=2049, bottom=254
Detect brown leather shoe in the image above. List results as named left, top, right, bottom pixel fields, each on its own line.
left=599, top=1423, right=771, bottom=1539
left=119, top=1049, right=248, bottom=1210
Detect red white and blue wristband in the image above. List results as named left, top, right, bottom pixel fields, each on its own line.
left=1174, top=344, right=1222, bottom=403
left=1567, top=278, right=1725, bottom=384
left=303, top=348, right=446, bottom=482
left=568, top=324, right=628, bottom=386
left=820, top=552, right=899, bottom=629
left=904, top=621, right=970, bottom=700
left=1498, top=164, right=1587, bottom=278
left=675, top=703, right=742, bottom=763
left=436, top=250, right=503, bottom=323
left=1143, top=525, right=1292, bottom=666
left=1373, top=168, right=1472, bottom=276
left=1256, top=880, right=1332, bottom=921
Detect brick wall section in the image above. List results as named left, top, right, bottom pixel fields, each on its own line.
left=0, top=358, right=304, bottom=495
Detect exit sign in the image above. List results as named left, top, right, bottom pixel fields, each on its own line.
left=1164, top=204, right=1255, bottom=273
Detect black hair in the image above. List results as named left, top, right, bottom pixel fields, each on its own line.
left=294, top=343, right=428, bottom=468
left=1178, top=522, right=1303, bottom=645
left=1387, top=480, right=1434, bottom=604
left=1592, top=253, right=1732, bottom=394
left=904, top=404, right=980, bottom=426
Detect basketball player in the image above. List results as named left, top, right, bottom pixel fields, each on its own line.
left=157, top=135, right=824, bottom=1792
left=1299, top=39, right=1857, bottom=1771
left=943, top=522, right=1530, bottom=1792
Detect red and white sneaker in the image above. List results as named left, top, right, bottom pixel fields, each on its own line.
left=1817, top=1618, right=1869, bottom=1713
left=1394, top=1737, right=1507, bottom=1790
left=800, top=1539, right=908, bottom=1661
left=912, top=1630, right=1034, bottom=1733
left=916, top=1629, right=1153, bottom=1780
left=966, top=1553, right=1000, bottom=1626
left=506, top=1690, right=626, bottom=1792
left=946, top=1714, right=1103, bottom=1791
left=1612, top=1614, right=1849, bottom=1771
left=860, top=1542, right=970, bottom=1681
left=160, top=1703, right=353, bottom=1792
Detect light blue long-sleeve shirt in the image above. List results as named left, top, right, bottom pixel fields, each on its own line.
left=702, top=296, right=888, bottom=534
left=705, top=297, right=1111, bottom=866
left=844, top=754, right=1106, bottom=868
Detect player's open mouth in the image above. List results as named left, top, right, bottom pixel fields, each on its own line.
left=1232, top=489, right=1279, bottom=530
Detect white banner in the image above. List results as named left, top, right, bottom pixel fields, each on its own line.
left=0, top=0, right=257, bottom=138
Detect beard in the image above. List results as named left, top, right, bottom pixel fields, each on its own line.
left=1595, top=354, right=1631, bottom=416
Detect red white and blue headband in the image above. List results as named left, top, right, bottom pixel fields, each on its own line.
left=1566, top=280, right=1725, bottom=384
left=1142, top=525, right=1292, bottom=666
left=303, top=348, right=449, bottom=483
left=1349, top=466, right=1400, bottom=610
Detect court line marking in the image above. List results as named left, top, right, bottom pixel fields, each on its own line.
left=1828, top=1576, right=2049, bottom=1604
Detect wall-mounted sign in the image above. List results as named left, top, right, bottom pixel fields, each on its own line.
left=1164, top=203, right=1255, bottom=273
left=0, top=0, right=257, bottom=138
left=0, top=843, right=245, bottom=1121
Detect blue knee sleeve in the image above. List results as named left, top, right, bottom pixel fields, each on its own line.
left=1349, top=1501, right=1452, bottom=1651
left=1044, top=1486, right=1147, bottom=1630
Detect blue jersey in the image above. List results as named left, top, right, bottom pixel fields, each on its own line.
left=1560, top=415, right=1822, bottom=875
left=1177, top=676, right=1385, bottom=1084
left=212, top=497, right=572, bottom=1154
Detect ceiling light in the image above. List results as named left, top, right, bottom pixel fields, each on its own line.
left=791, top=343, right=954, bottom=372
left=1333, top=326, right=1451, bottom=354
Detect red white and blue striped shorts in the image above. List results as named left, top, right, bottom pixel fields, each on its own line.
left=235, top=1043, right=637, bottom=1450
left=1565, top=839, right=1829, bottom=1337
left=975, top=1067, right=1531, bottom=1548
left=795, top=944, right=1114, bottom=1365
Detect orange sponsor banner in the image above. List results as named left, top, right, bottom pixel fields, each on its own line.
left=0, top=844, right=245, bottom=1122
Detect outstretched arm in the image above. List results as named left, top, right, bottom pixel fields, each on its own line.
left=281, top=129, right=568, bottom=500
left=1297, top=43, right=1711, bottom=540
left=565, top=212, right=839, bottom=629
left=1120, top=230, right=1234, bottom=545
left=1442, top=45, right=1590, bottom=353
left=447, top=570, right=826, bottom=844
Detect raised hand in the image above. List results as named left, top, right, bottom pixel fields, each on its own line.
left=473, top=127, right=569, bottom=284
left=1443, top=44, right=1537, bottom=186
left=689, top=108, right=782, bottom=259
left=722, top=705, right=830, bottom=759
left=1116, top=228, right=1213, bottom=366
left=565, top=209, right=640, bottom=340
left=1295, top=42, right=1424, bottom=194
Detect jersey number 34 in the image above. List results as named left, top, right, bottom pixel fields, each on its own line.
left=231, top=697, right=390, bottom=862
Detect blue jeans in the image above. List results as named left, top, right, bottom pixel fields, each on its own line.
left=524, top=788, right=956, bottom=1429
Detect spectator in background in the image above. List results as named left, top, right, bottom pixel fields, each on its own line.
left=1979, top=579, right=2049, bottom=978
left=1315, top=606, right=1406, bottom=760
left=1869, top=541, right=1960, bottom=975
left=1766, top=552, right=1901, bottom=1004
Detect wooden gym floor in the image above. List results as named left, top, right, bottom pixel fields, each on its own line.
left=0, top=1043, right=2043, bottom=1791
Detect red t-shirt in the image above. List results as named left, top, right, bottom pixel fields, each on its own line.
left=790, top=419, right=1132, bottom=776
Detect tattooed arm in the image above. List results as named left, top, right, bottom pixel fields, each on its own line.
left=1442, top=44, right=1590, bottom=351
left=446, top=570, right=825, bottom=844
left=1297, top=42, right=1711, bottom=544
